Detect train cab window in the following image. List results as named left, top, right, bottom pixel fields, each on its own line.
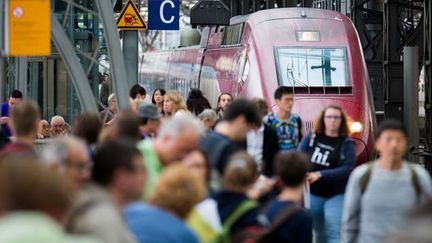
left=222, top=23, right=244, bottom=46
left=275, top=47, right=350, bottom=89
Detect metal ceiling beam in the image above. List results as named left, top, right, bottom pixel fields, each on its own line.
left=51, top=16, right=98, bottom=113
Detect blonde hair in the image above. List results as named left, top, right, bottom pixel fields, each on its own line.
left=164, top=91, right=188, bottom=116
left=222, top=152, right=259, bottom=192
left=150, top=164, right=206, bottom=219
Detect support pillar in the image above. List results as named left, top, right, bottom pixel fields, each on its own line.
left=123, top=30, right=138, bottom=88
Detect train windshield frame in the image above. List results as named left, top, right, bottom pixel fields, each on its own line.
left=274, top=47, right=351, bottom=87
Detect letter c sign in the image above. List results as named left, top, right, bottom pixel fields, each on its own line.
left=148, top=0, right=179, bottom=30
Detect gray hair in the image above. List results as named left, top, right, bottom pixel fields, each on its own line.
left=198, top=109, right=217, bottom=122
left=158, top=113, right=204, bottom=138
left=41, top=136, right=87, bottom=168
left=50, top=115, right=65, bottom=125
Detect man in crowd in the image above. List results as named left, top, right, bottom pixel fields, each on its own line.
left=264, top=86, right=304, bottom=150
left=215, top=93, right=233, bottom=121
left=41, top=136, right=91, bottom=190
left=198, top=109, right=218, bottom=132
left=0, top=89, right=23, bottom=137
left=201, top=99, right=261, bottom=175
left=66, top=140, right=145, bottom=243
left=0, top=100, right=40, bottom=156
left=38, top=119, right=50, bottom=139
left=342, top=120, right=432, bottom=243
left=138, top=104, right=162, bottom=140
left=50, top=115, right=67, bottom=137
left=138, top=114, right=203, bottom=199
left=130, top=84, right=147, bottom=102
left=247, top=98, right=279, bottom=176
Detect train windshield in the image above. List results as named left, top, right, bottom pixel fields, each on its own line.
left=275, top=47, right=350, bottom=87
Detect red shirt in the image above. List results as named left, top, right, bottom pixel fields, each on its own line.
left=0, top=142, right=36, bottom=157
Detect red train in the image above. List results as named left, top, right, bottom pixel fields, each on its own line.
left=139, top=8, right=377, bottom=165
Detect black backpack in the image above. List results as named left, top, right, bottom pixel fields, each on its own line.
left=230, top=205, right=303, bottom=243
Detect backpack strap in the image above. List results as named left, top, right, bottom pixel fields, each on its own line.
left=359, top=162, right=374, bottom=194
left=266, top=205, right=302, bottom=234
left=409, top=164, right=421, bottom=203
left=296, top=115, right=303, bottom=142
left=219, top=200, right=258, bottom=242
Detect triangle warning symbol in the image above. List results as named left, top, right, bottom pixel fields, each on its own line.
left=117, top=0, right=147, bottom=30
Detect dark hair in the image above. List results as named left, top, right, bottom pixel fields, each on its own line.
left=187, top=89, right=211, bottom=116
left=274, top=151, right=311, bottom=187
left=314, top=105, right=350, bottom=137
left=223, top=99, right=261, bottom=126
left=251, top=98, right=269, bottom=118
left=130, top=84, right=146, bottom=99
left=375, top=119, right=407, bottom=139
left=114, top=110, right=141, bottom=142
left=10, top=89, right=23, bottom=99
left=216, top=93, right=233, bottom=109
left=151, top=88, right=166, bottom=104
left=72, top=112, right=102, bottom=145
left=92, top=140, right=141, bottom=186
left=274, top=86, right=293, bottom=100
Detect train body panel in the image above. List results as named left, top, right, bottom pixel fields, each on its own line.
left=139, top=8, right=377, bottom=164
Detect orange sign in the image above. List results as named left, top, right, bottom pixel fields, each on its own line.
left=117, top=0, right=147, bottom=30
left=8, top=0, right=51, bottom=56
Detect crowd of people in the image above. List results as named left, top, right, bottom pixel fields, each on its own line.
left=0, top=85, right=431, bottom=243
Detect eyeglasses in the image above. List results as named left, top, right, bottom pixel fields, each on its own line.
left=324, top=116, right=342, bottom=120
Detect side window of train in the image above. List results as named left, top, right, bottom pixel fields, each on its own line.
left=222, top=23, right=244, bottom=46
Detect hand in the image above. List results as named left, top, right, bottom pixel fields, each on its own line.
left=306, top=172, right=321, bottom=184
left=0, top=117, right=9, bottom=125
left=247, top=176, right=276, bottom=200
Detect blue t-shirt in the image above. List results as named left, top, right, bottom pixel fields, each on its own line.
left=265, top=113, right=302, bottom=150
left=1, top=102, right=11, bottom=137
left=265, top=200, right=313, bottom=243
left=124, top=202, right=199, bottom=243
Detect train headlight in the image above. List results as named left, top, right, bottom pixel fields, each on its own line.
left=351, top=122, right=363, bottom=133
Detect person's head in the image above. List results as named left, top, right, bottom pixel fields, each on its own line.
left=197, top=109, right=217, bottom=131
left=138, top=104, right=162, bottom=135
left=222, top=152, right=259, bottom=193
left=221, top=99, right=261, bottom=141
left=217, top=93, right=233, bottom=111
left=112, top=110, right=142, bottom=142
left=41, top=136, right=91, bottom=190
left=274, top=86, right=294, bottom=114
left=72, top=112, right=102, bottom=145
left=150, top=164, right=206, bottom=219
left=155, top=114, right=204, bottom=165
left=130, top=84, right=146, bottom=101
left=375, top=119, right=407, bottom=162
left=92, top=140, right=146, bottom=203
left=274, top=151, right=311, bottom=189
left=182, top=149, right=210, bottom=184
left=152, top=88, right=166, bottom=106
left=11, top=100, right=40, bottom=138
left=186, top=88, right=212, bottom=115
left=8, top=89, right=23, bottom=111
left=38, top=120, right=50, bottom=138
left=50, top=115, right=66, bottom=137
left=251, top=98, right=269, bottom=119
left=108, top=93, right=117, bottom=113
left=163, top=91, right=187, bottom=116
left=314, top=105, right=350, bottom=136
left=0, top=155, right=72, bottom=221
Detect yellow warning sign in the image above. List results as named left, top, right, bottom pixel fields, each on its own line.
left=117, top=0, right=147, bottom=30
left=8, top=0, right=51, bottom=56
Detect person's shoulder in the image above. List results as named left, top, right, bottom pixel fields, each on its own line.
left=350, top=162, right=372, bottom=180
left=410, top=163, right=432, bottom=183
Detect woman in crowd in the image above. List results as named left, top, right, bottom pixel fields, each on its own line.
left=152, top=88, right=166, bottom=114
left=186, top=89, right=212, bottom=116
left=163, top=91, right=188, bottom=117
left=298, top=105, right=356, bottom=243
left=124, top=164, right=206, bottom=243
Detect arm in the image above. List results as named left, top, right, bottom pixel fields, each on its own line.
left=341, top=167, right=364, bottom=243
left=319, top=139, right=356, bottom=181
left=297, top=132, right=312, bottom=152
